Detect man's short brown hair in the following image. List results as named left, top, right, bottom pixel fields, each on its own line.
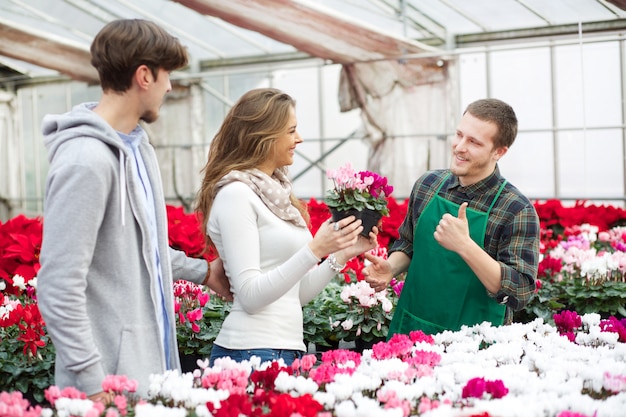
left=464, top=98, right=518, bottom=149
left=90, top=19, right=188, bottom=92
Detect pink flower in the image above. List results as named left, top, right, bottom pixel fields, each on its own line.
left=105, top=408, right=120, bottom=417
left=299, top=354, right=317, bottom=372
left=462, top=377, right=509, bottom=399
left=603, top=371, right=626, bottom=393
left=554, top=310, right=582, bottom=334
left=557, top=412, right=595, bottom=417
left=102, top=375, right=138, bottom=394
left=462, top=377, right=487, bottom=398
left=44, top=385, right=86, bottom=404
left=198, top=292, right=209, bottom=307
left=418, top=396, right=441, bottom=414
left=486, top=379, right=509, bottom=399
left=326, top=163, right=393, bottom=216
left=86, top=407, right=103, bottom=417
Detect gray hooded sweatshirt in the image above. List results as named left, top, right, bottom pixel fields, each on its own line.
left=37, top=102, right=207, bottom=397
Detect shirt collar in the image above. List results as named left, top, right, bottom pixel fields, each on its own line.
left=117, top=126, right=143, bottom=152
left=446, top=165, right=502, bottom=198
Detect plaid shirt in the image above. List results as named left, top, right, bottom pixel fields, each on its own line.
left=390, top=167, right=540, bottom=324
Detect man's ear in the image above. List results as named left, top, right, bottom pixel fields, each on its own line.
left=493, top=146, right=508, bottom=161
left=134, top=64, right=152, bottom=90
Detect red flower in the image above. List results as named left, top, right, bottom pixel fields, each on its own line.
left=0, top=215, right=43, bottom=290
left=305, top=198, right=331, bottom=236
left=537, top=256, right=563, bottom=279
left=167, top=206, right=216, bottom=261
left=208, top=393, right=256, bottom=417
left=17, top=325, right=46, bottom=356
left=533, top=199, right=626, bottom=231
left=250, top=361, right=291, bottom=391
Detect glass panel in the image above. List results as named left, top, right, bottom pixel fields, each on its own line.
left=516, top=0, right=625, bottom=24
left=554, top=41, right=622, bottom=128
left=273, top=66, right=323, bottom=198
left=556, top=129, right=624, bottom=199
left=459, top=52, right=488, bottom=106
left=410, top=0, right=482, bottom=34
left=498, top=131, right=555, bottom=199
left=489, top=47, right=553, bottom=130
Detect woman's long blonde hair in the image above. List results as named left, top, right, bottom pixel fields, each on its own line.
left=195, top=88, right=310, bottom=251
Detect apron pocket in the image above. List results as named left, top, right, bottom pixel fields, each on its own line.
left=399, top=309, right=448, bottom=336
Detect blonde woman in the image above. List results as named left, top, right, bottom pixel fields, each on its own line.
left=196, top=88, right=377, bottom=365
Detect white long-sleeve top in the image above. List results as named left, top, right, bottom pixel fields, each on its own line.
left=208, top=181, right=337, bottom=351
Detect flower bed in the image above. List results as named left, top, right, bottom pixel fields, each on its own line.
left=2, top=198, right=626, bottom=416
left=3, top=312, right=626, bottom=417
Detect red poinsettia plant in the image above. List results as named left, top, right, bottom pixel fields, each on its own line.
left=0, top=214, right=53, bottom=404
left=0, top=215, right=47, bottom=358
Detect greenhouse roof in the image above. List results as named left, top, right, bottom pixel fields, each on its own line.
left=1, top=0, right=626, bottom=84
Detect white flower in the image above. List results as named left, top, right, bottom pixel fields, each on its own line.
left=313, top=391, right=336, bottom=408
left=581, top=313, right=602, bottom=327
left=39, top=409, right=54, bottom=417
left=0, top=299, right=20, bottom=320
left=12, top=274, right=26, bottom=290
left=334, top=399, right=357, bottom=417
left=274, top=372, right=319, bottom=395
left=351, top=392, right=403, bottom=417
left=53, top=398, right=94, bottom=417
left=342, top=319, right=354, bottom=330
left=135, top=403, right=187, bottom=417
left=325, top=379, right=355, bottom=401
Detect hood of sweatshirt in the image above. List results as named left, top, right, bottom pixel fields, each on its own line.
left=42, top=102, right=135, bottom=226
left=42, top=102, right=124, bottom=160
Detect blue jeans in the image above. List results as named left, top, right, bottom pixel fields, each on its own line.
left=209, top=344, right=304, bottom=367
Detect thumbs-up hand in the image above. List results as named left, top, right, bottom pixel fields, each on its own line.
left=433, top=202, right=470, bottom=252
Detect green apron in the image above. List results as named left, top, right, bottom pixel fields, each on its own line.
left=388, top=173, right=508, bottom=337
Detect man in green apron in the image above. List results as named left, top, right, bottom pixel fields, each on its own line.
left=364, top=98, right=540, bottom=336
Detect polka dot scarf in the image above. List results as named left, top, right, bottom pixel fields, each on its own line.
left=216, top=168, right=307, bottom=228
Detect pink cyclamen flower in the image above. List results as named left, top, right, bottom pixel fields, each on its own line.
left=300, top=354, right=317, bottom=372
left=603, top=371, right=626, bottom=393
left=553, top=310, right=582, bottom=333
left=556, top=412, right=595, bottom=417
left=462, top=377, right=487, bottom=398
left=105, top=408, right=121, bottom=417
left=486, top=379, right=509, bottom=399
left=462, top=377, right=509, bottom=399
left=102, top=375, right=138, bottom=394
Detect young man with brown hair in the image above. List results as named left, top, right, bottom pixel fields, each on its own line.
left=37, top=19, right=231, bottom=401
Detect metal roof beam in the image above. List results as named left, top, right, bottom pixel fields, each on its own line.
left=456, top=18, right=626, bottom=45
left=173, top=0, right=439, bottom=64
left=606, top=0, right=626, bottom=11
left=0, top=17, right=98, bottom=83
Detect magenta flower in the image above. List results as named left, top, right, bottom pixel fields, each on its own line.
left=554, top=310, right=582, bottom=334
left=326, top=163, right=393, bottom=216
left=462, top=377, right=488, bottom=398
left=485, top=379, right=509, bottom=399
left=462, top=377, right=509, bottom=399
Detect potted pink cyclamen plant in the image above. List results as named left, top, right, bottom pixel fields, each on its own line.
left=325, top=163, right=393, bottom=236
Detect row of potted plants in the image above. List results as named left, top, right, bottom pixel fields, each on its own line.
left=3, top=310, right=626, bottom=416
left=3, top=196, right=626, bottom=406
